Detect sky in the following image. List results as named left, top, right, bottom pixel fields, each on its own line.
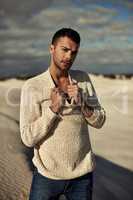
left=0, top=0, right=133, bottom=77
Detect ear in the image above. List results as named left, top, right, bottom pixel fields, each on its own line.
left=49, top=44, right=55, bottom=54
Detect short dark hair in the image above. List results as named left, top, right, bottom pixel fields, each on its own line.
left=51, top=28, right=80, bottom=45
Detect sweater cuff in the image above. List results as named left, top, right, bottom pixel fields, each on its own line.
left=85, top=107, right=105, bottom=127
left=47, top=106, right=62, bottom=120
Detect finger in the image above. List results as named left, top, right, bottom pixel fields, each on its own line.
left=51, top=87, right=57, bottom=92
left=67, top=89, right=77, bottom=95
left=67, top=84, right=78, bottom=89
left=67, top=87, right=78, bottom=93
left=68, top=84, right=77, bottom=87
left=55, top=88, right=62, bottom=94
left=72, top=79, right=78, bottom=85
left=68, top=74, right=73, bottom=85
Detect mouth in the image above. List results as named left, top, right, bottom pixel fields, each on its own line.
left=62, top=61, right=72, bottom=65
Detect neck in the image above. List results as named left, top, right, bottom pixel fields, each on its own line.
left=49, top=64, right=68, bottom=85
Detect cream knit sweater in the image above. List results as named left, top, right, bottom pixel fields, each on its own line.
left=20, top=69, right=105, bottom=180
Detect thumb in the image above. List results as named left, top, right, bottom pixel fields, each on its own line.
left=72, top=79, right=77, bottom=85
left=68, top=74, right=77, bottom=85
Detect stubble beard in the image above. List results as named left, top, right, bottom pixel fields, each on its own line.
left=53, top=58, right=71, bottom=76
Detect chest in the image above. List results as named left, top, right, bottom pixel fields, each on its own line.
left=58, top=77, right=70, bottom=93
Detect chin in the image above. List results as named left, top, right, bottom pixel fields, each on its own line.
left=63, top=64, right=72, bottom=70
left=63, top=67, right=71, bottom=72
left=60, top=66, right=70, bottom=71
left=57, top=63, right=72, bottom=71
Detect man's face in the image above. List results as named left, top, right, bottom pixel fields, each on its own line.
left=50, top=36, right=79, bottom=71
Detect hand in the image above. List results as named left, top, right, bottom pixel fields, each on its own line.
left=81, top=104, right=94, bottom=118
left=67, top=81, right=81, bottom=105
left=50, top=87, right=65, bottom=114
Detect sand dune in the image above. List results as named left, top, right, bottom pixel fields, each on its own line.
left=0, top=76, right=133, bottom=200
left=90, top=75, right=133, bottom=200
left=0, top=80, right=30, bottom=200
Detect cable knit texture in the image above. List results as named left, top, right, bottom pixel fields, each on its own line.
left=20, top=69, right=106, bottom=180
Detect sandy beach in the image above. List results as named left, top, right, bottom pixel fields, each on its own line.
left=0, top=75, right=133, bottom=200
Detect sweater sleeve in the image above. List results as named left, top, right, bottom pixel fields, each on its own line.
left=82, top=73, right=106, bottom=129
left=20, top=82, right=61, bottom=147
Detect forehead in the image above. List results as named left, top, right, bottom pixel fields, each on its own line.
left=56, top=36, right=79, bottom=50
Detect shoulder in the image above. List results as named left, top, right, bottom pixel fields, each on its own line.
left=70, top=69, right=91, bottom=82
left=21, top=70, right=48, bottom=91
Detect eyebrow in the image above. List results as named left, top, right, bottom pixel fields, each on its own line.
left=60, top=46, right=78, bottom=53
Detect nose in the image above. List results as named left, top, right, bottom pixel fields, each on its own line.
left=65, top=51, right=72, bottom=61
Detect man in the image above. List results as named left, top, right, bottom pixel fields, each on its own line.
left=20, top=28, right=106, bottom=200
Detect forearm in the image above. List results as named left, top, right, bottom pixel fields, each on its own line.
left=82, top=105, right=106, bottom=129
left=20, top=106, right=61, bottom=147
left=20, top=82, right=62, bottom=147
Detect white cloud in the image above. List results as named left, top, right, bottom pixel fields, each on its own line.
left=0, top=1, right=133, bottom=69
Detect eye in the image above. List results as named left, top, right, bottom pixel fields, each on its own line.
left=62, top=48, right=68, bottom=52
left=72, top=51, right=77, bottom=55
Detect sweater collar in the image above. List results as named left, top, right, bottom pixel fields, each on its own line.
left=45, top=68, right=76, bottom=88
left=41, top=68, right=55, bottom=89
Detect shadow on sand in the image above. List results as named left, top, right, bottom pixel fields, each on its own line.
left=23, top=147, right=133, bottom=200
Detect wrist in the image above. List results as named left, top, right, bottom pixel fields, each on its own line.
left=82, top=105, right=94, bottom=118
left=49, top=105, right=59, bottom=114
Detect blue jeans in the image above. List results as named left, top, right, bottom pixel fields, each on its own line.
left=29, top=168, right=93, bottom=200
